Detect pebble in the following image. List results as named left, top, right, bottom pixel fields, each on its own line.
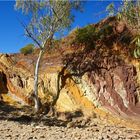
left=0, top=117, right=139, bottom=140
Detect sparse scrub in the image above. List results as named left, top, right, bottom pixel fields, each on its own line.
left=20, top=44, right=34, bottom=55
left=74, top=25, right=98, bottom=49
left=118, top=1, right=140, bottom=58
left=107, top=0, right=140, bottom=58
left=74, top=24, right=113, bottom=50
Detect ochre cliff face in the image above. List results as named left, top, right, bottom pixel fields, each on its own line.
left=1, top=50, right=140, bottom=129
left=1, top=17, right=140, bottom=129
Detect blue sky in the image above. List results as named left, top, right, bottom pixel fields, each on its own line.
left=0, top=1, right=121, bottom=53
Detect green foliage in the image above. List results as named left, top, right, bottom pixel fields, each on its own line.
left=20, top=44, right=34, bottom=55
left=131, top=35, right=140, bottom=47
left=118, top=1, right=139, bottom=28
left=75, top=25, right=98, bottom=48
left=118, top=1, right=140, bottom=58
left=74, top=24, right=113, bottom=50
left=106, top=3, right=115, bottom=16
left=132, top=36, right=140, bottom=58
left=107, top=0, right=140, bottom=58
left=15, top=0, right=82, bottom=49
left=134, top=48, right=140, bottom=58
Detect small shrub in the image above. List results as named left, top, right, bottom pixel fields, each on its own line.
left=75, top=25, right=98, bottom=49
left=132, top=35, right=140, bottom=58
left=20, top=44, right=35, bottom=55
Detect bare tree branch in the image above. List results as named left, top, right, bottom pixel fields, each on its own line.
left=17, top=18, right=42, bottom=48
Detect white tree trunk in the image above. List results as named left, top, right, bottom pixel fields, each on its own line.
left=34, top=49, right=43, bottom=112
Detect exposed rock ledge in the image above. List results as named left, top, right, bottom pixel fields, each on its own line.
left=0, top=48, right=140, bottom=130
left=1, top=17, right=140, bottom=129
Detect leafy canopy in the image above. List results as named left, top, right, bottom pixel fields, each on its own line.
left=15, top=0, right=82, bottom=49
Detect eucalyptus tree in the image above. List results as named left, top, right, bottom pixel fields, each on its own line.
left=15, top=0, right=82, bottom=112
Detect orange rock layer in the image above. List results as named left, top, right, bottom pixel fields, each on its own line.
left=1, top=17, right=140, bottom=129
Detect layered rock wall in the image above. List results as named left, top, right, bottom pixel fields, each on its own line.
left=1, top=18, right=140, bottom=128
left=0, top=52, right=140, bottom=127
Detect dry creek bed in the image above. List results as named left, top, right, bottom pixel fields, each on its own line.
left=0, top=102, right=140, bottom=140
left=0, top=116, right=140, bottom=140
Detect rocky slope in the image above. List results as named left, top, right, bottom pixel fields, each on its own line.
left=1, top=17, right=140, bottom=129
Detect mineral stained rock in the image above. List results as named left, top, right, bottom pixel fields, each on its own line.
left=1, top=17, right=140, bottom=129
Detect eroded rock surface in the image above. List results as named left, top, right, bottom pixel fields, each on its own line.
left=1, top=17, right=140, bottom=129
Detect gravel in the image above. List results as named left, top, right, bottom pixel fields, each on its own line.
left=0, top=102, right=140, bottom=140
left=0, top=117, right=140, bottom=140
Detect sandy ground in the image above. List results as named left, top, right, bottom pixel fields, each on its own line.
left=0, top=102, right=140, bottom=140
left=1, top=118, right=140, bottom=140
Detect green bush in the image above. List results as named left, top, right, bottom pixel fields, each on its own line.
left=75, top=25, right=98, bottom=48
left=20, top=44, right=35, bottom=55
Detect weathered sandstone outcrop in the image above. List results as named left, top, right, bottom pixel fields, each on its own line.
left=1, top=17, right=140, bottom=129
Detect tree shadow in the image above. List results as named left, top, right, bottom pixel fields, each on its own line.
left=0, top=101, right=22, bottom=120
left=0, top=101, right=87, bottom=128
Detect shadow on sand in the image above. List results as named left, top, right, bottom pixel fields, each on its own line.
left=0, top=101, right=86, bottom=128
